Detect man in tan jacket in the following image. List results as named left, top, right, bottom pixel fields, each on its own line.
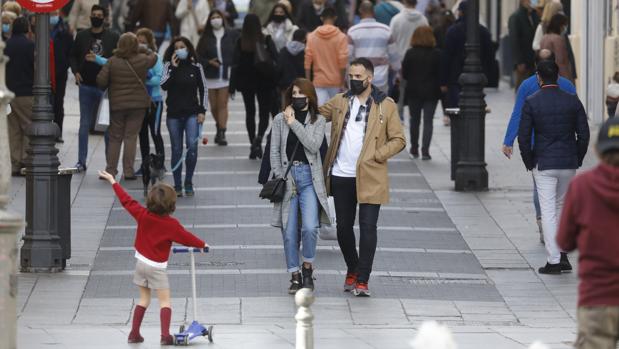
left=319, top=58, right=406, bottom=297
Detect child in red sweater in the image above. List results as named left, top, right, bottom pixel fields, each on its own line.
left=556, top=118, right=619, bottom=349
left=99, top=170, right=208, bottom=345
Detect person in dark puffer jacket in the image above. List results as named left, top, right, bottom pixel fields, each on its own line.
left=96, top=32, right=157, bottom=180
left=196, top=9, right=240, bottom=146
left=161, top=36, right=208, bottom=197
left=518, top=60, right=589, bottom=275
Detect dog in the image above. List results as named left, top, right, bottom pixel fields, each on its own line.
left=141, top=153, right=165, bottom=196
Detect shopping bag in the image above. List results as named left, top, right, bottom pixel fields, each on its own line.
left=94, top=91, right=110, bottom=132
left=319, top=196, right=338, bottom=240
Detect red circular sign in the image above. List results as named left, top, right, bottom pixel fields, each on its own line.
left=16, top=0, right=69, bottom=13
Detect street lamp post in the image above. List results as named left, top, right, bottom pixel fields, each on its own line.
left=0, top=34, right=23, bottom=349
left=19, top=12, right=63, bottom=272
left=455, top=0, right=488, bottom=191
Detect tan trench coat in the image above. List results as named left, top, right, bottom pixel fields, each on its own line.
left=319, top=88, right=406, bottom=204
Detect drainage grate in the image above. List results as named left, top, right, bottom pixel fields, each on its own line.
left=170, top=261, right=244, bottom=267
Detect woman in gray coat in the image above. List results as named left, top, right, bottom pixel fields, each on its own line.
left=270, top=78, right=330, bottom=294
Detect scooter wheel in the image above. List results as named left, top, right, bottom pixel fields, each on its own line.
left=207, top=325, right=214, bottom=343
left=179, top=325, right=185, bottom=333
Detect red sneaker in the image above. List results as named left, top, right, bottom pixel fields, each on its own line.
left=127, top=332, right=144, bottom=343
left=160, top=335, right=174, bottom=346
left=344, top=272, right=358, bottom=292
left=352, top=282, right=371, bottom=297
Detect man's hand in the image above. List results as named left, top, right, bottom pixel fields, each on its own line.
left=202, top=243, right=210, bottom=253
left=197, top=113, right=206, bottom=124
left=74, top=72, right=83, bottom=85
left=502, top=145, right=513, bottom=159
left=98, top=170, right=116, bottom=185
left=283, top=106, right=295, bottom=125
left=208, top=58, right=221, bottom=68
left=516, top=63, right=527, bottom=74
left=440, top=85, right=448, bottom=94
left=187, top=0, right=193, bottom=9
left=85, top=51, right=97, bottom=62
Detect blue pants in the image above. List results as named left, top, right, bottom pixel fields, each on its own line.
left=282, top=164, right=319, bottom=273
left=78, top=84, right=103, bottom=166
left=166, top=115, right=199, bottom=189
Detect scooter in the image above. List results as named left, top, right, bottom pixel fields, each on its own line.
left=171, top=247, right=213, bottom=345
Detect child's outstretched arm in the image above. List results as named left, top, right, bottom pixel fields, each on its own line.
left=173, top=221, right=208, bottom=250
left=99, top=170, right=146, bottom=220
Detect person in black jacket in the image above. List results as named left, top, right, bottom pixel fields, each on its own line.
left=161, top=36, right=208, bottom=197
left=296, top=0, right=348, bottom=32
left=518, top=60, right=589, bottom=275
left=196, top=9, right=239, bottom=146
left=508, top=0, right=539, bottom=90
left=402, top=26, right=441, bottom=160
left=5, top=17, right=34, bottom=177
left=276, top=28, right=306, bottom=107
left=50, top=9, right=74, bottom=143
left=439, top=1, right=492, bottom=109
left=230, top=14, right=278, bottom=160
left=70, top=4, right=119, bottom=172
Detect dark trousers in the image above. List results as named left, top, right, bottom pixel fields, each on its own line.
left=139, top=101, right=165, bottom=162
left=53, top=72, right=68, bottom=136
left=409, top=98, right=438, bottom=154
left=241, top=89, right=272, bottom=143
left=446, top=84, right=461, bottom=109
left=331, top=176, right=381, bottom=283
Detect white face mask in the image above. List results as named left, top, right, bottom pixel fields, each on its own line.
left=211, top=18, right=223, bottom=29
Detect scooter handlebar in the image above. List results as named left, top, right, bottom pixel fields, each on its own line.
left=172, top=247, right=209, bottom=253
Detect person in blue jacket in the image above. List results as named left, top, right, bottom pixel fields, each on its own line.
left=501, top=49, right=576, bottom=243
left=89, top=28, right=165, bottom=175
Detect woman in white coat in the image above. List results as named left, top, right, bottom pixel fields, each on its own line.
left=262, top=3, right=298, bottom=53
left=176, top=0, right=210, bottom=47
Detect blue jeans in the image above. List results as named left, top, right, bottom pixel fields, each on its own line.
left=166, top=115, right=199, bottom=188
left=315, top=87, right=340, bottom=106
left=282, top=164, right=319, bottom=273
left=78, top=84, right=103, bottom=165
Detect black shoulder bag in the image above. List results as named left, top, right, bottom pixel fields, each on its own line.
left=259, top=139, right=301, bottom=203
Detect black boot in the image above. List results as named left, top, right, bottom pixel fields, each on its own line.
left=219, top=128, right=228, bottom=146
left=560, top=253, right=572, bottom=272
left=214, top=128, right=222, bottom=145
left=302, top=265, right=314, bottom=291
left=289, top=272, right=303, bottom=294
left=251, top=136, right=263, bottom=159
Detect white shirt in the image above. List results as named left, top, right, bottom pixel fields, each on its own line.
left=332, top=97, right=367, bottom=177
left=135, top=251, right=167, bottom=269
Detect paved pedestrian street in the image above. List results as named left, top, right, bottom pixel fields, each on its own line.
left=9, top=79, right=598, bottom=348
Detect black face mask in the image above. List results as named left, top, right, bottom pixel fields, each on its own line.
left=292, top=97, right=308, bottom=111
left=272, top=14, right=286, bottom=23
left=349, top=78, right=368, bottom=95
left=90, top=16, right=104, bottom=28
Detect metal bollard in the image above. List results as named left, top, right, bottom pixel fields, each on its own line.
left=0, top=34, right=22, bottom=349
left=295, top=288, right=315, bottom=349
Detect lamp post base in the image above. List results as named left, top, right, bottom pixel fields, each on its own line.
left=455, top=161, right=488, bottom=192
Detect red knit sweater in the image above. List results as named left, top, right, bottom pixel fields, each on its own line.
left=557, top=164, right=619, bottom=307
left=113, top=183, right=205, bottom=263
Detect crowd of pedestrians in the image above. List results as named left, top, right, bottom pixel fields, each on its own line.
left=5, top=0, right=619, bottom=347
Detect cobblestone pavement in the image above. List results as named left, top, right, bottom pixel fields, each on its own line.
left=9, top=78, right=594, bottom=348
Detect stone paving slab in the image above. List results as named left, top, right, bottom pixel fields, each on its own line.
left=99, top=227, right=470, bottom=250
left=89, top=248, right=485, bottom=275
left=83, top=273, right=502, bottom=300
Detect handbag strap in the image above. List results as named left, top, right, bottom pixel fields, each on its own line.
left=125, top=59, right=150, bottom=97
left=281, top=139, right=301, bottom=180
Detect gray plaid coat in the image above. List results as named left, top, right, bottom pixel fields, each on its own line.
left=269, top=112, right=331, bottom=228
